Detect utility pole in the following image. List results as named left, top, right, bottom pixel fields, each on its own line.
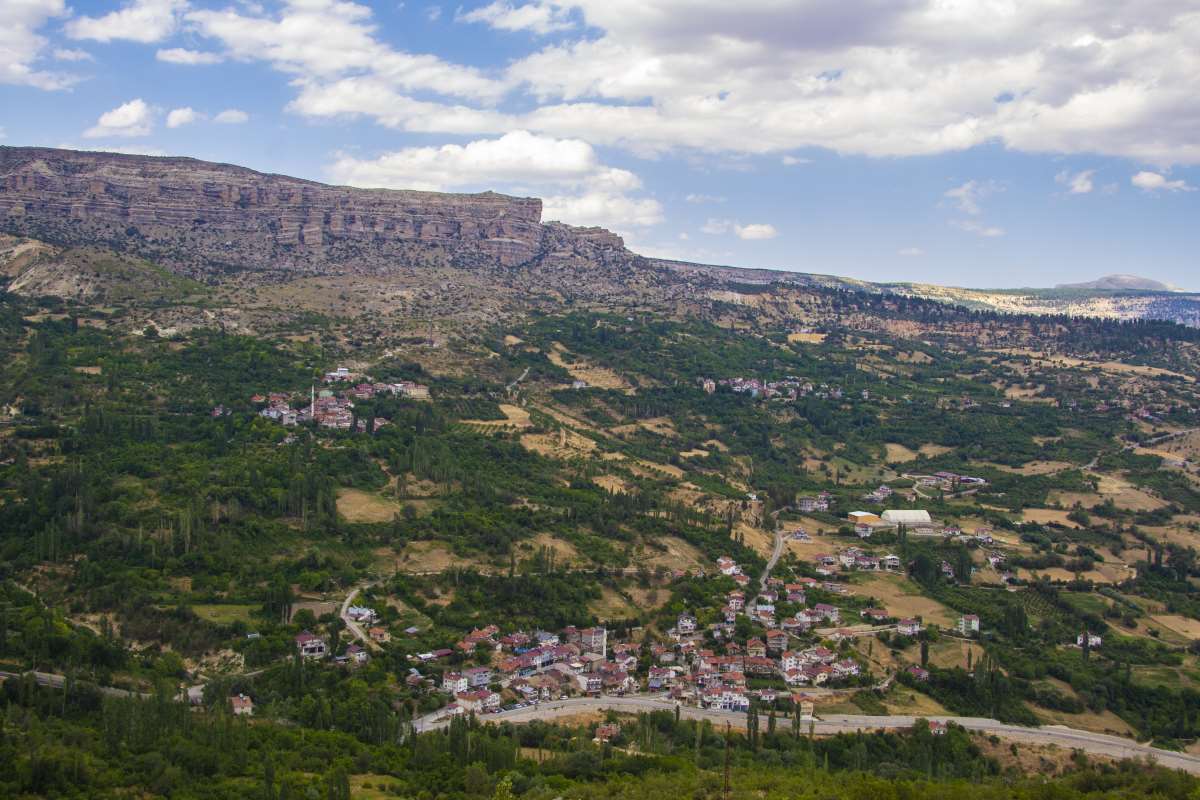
left=723, top=722, right=731, bottom=800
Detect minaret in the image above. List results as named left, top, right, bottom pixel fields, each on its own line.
left=310, top=384, right=315, bottom=419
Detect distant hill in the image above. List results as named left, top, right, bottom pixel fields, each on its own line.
left=1055, top=274, right=1184, bottom=292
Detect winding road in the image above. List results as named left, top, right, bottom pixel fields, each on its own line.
left=413, top=694, right=1200, bottom=773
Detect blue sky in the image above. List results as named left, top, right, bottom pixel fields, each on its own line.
left=2, top=0, right=1199, bottom=289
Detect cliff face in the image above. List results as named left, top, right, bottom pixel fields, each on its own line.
left=0, top=146, right=629, bottom=279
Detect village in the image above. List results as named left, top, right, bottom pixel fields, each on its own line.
left=216, top=366, right=430, bottom=432
left=263, top=536, right=1076, bottom=728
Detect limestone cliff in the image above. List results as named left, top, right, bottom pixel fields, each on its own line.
left=0, top=146, right=630, bottom=280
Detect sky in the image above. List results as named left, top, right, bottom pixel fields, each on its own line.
left=1, top=0, right=1199, bottom=289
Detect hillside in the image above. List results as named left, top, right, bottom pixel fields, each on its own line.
left=5, top=146, right=1200, bottom=797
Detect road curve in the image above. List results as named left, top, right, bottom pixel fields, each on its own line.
left=414, top=695, right=1200, bottom=774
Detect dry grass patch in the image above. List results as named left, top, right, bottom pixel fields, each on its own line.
left=337, top=488, right=401, bottom=523
left=594, top=474, right=632, bottom=494
left=548, top=342, right=634, bottom=392
left=1151, top=615, right=1200, bottom=639
left=853, top=573, right=957, bottom=627
left=679, top=448, right=710, bottom=459
left=590, top=587, right=639, bottom=620
left=192, top=604, right=258, bottom=625
left=520, top=429, right=596, bottom=458
left=884, top=443, right=918, bottom=463
left=629, top=459, right=684, bottom=479
left=884, top=688, right=951, bottom=717
left=463, top=403, right=531, bottom=431
left=395, top=541, right=481, bottom=573
left=917, top=444, right=953, bottom=457
left=1021, top=508, right=1080, bottom=527
left=1094, top=474, right=1166, bottom=511
left=637, top=535, right=707, bottom=572
left=787, top=332, right=827, bottom=344
left=1030, top=705, right=1137, bottom=738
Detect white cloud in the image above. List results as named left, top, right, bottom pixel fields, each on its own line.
left=1131, top=170, right=1194, bottom=193
left=0, top=0, right=76, bottom=90
left=157, top=47, right=224, bottom=65
left=53, top=48, right=93, bottom=62
left=426, top=5, right=442, bottom=21
left=944, top=180, right=1000, bottom=216
left=66, top=0, right=185, bottom=43
left=734, top=222, right=777, bottom=240
left=257, top=1, right=1200, bottom=167
left=700, top=218, right=777, bottom=239
left=1055, top=169, right=1096, bottom=194
left=166, top=107, right=202, bottom=128
left=781, top=156, right=811, bottom=166
left=898, top=247, right=924, bottom=256
left=542, top=190, right=663, bottom=228
left=951, top=219, right=1005, bottom=238
left=186, top=0, right=505, bottom=102
left=327, top=130, right=661, bottom=231
left=685, top=193, right=725, bottom=204
left=458, top=2, right=573, bottom=35
left=83, top=99, right=155, bottom=138
left=213, top=109, right=250, bottom=124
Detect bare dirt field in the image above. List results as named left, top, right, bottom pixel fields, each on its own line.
left=787, top=332, right=827, bottom=344
left=463, top=403, right=532, bottom=431
left=337, top=488, right=401, bottom=523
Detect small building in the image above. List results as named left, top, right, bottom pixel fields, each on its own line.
left=957, top=614, right=980, bottom=635
left=594, top=723, right=621, bottom=743
left=906, top=665, right=929, bottom=682
left=230, top=694, right=254, bottom=716
left=368, top=626, right=391, bottom=643
left=897, top=618, right=923, bottom=636
left=294, top=631, right=327, bottom=659
left=1077, top=632, right=1102, bottom=648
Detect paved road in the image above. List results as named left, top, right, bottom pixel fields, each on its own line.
left=340, top=583, right=382, bottom=652
left=414, top=695, right=1200, bottom=774
left=0, top=670, right=146, bottom=699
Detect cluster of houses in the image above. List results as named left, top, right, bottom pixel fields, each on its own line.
left=798, top=492, right=834, bottom=513
left=700, top=376, right=846, bottom=402
left=247, top=369, right=429, bottom=432
left=901, top=471, right=988, bottom=492
left=435, top=624, right=626, bottom=717
left=812, top=548, right=903, bottom=576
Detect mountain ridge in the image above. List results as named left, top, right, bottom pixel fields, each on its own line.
left=2, top=145, right=1198, bottom=327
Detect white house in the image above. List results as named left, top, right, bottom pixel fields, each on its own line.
left=957, top=615, right=980, bottom=635
left=897, top=618, right=923, bottom=636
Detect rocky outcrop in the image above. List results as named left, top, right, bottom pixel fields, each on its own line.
left=0, top=146, right=633, bottom=281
